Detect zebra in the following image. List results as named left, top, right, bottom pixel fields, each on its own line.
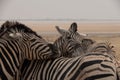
left=54, top=22, right=95, bottom=57
left=21, top=42, right=118, bottom=80
left=55, top=22, right=120, bottom=79
left=0, top=21, right=56, bottom=80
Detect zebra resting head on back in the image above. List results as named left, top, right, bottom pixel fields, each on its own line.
left=54, top=22, right=95, bottom=57
left=21, top=42, right=119, bottom=80
left=0, top=21, right=56, bottom=80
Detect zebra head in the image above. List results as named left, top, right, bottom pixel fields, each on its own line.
left=55, top=22, right=87, bottom=43
left=53, top=36, right=84, bottom=57
left=0, top=21, right=55, bottom=60
left=54, top=22, right=95, bottom=57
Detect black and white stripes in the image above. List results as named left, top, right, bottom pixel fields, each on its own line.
left=21, top=51, right=118, bottom=80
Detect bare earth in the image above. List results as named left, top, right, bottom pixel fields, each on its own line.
left=0, top=21, right=120, bottom=60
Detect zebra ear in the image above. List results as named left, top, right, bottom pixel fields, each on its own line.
left=69, top=22, right=77, bottom=33
left=55, top=26, right=68, bottom=35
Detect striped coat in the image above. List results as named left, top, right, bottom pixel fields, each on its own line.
left=21, top=52, right=118, bottom=80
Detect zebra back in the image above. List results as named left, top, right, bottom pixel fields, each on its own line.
left=86, top=42, right=120, bottom=79
left=21, top=52, right=118, bottom=80
left=20, top=23, right=118, bottom=80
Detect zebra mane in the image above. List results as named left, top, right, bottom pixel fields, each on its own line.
left=0, top=21, right=42, bottom=38
left=87, top=42, right=115, bottom=55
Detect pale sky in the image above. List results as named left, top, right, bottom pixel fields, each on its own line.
left=0, top=0, right=120, bottom=20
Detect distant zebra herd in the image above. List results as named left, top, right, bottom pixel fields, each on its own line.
left=0, top=21, right=120, bottom=80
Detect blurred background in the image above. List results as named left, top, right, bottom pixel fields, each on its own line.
left=0, top=0, right=120, bottom=60
left=0, top=0, right=120, bottom=20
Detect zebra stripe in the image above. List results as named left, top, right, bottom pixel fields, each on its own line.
left=0, top=21, right=56, bottom=80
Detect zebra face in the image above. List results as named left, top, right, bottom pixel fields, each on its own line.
left=53, top=35, right=84, bottom=57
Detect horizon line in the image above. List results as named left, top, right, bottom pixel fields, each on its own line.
left=0, top=19, right=120, bottom=22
